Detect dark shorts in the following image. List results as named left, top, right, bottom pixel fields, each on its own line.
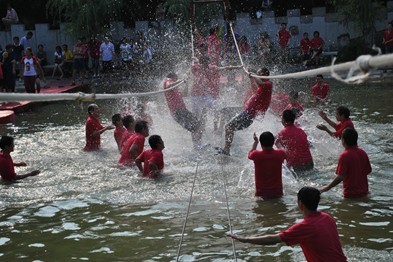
left=73, top=58, right=85, bottom=71
left=227, top=111, right=254, bottom=131
left=173, top=108, right=201, bottom=133
left=24, top=76, right=36, bottom=93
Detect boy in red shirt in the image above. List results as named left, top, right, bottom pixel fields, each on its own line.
left=118, top=120, right=149, bottom=166
left=119, top=115, right=135, bottom=153
left=83, top=104, right=114, bottom=152
left=277, top=23, right=291, bottom=63
left=112, top=113, right=126, bottom=152
left=136, top=135, right=165, bottom=178
left=311, top=74, right=330, bottom=101
left=320, top=128, right=371, bottom=198
left=248, top=131, right=287, bottom=199
left=317, top=106, right=354, bottom=138
left=220, top=68, right=272, bottom=155
left=227, top=186, right=347, bottom=262
left=276, top=109, right=313, bottom=172
left=0, top=136, right=40, bottom=182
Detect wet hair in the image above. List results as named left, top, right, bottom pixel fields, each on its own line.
left=316, top=74, right=323, bottom=79
left=297, top=186, right=320, bottom=211
left=87, top=104, right=97, bottom=115
left=257, top=67, right=270, bottom=76
left=166, top=72, right=178, bottom=79
left=199, top=55, right=210, bottom=64
left=342, top=128, right=358, bottom=147
left=259, top=132, right=275, bottom=148
left=122, top=115, right=135, bottom=129
left=112, top=113, right=122, bottom=125
left=0, top=136, right=14, bottom=150
left=282, top=109, right=296, bottom=124
left=134, top=120, right=148, bottom=133
left=336, top=106, right=350, bottom=119
left=148, top=135, right=162, bottom=149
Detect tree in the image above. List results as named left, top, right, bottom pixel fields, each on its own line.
left=46, top=0, right=142, bottom=37
left=330, top=0, right=385, bottom=45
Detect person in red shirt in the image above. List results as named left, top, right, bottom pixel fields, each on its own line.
left=276, top=110, right=313, bottom=173
left=311, top=74, right=330, bottom=101
left=309, top=31, right=325, bottom=66
left=227, top=186, right=348, bottom=262
left=112, top=113, right=126, bottom=152
left=320, top=128, right=371, bottom=198
left=88, top=35, right=101, bottom=77
left=119, top=115, right=135, bottom=153
left=135, top=135, right=165, bottom=178
left=277, top=23, right=291, bottom=63
left=118, top=120, right=149, bottom=166
left=0, top=136, right=40, bottom=182
left=284, top=91, right=304, bottom=118
left=248, top=131, right=287, bottom=199
left=207, top=25, right=221, bottom=65
left=300, top=32, right=311, bottom=65
left=164, top=73, right=203, bottom=149
left=317, top=106, right=354, bottom=139
left=383, top=22, right=393, bottom=54
left=83, top=104, right=114, bottom=152
left=220, top=68, right=272, bottom=155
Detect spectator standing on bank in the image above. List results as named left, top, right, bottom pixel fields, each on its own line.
left=100, top=36, right=115, bottom=73
left=0, top=44, right=16, bottom=92
left=383, top=21, right=393, bottom=54
left=88, top=36, right=101, bottom=77
left=20, top=32, right=34, bottom=54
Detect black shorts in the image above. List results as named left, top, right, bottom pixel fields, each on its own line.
left=227, top=111, right=253, bottom=131
left=173, top=108, right=201, bottom=133
left=73, top=58, right=85, bottom=71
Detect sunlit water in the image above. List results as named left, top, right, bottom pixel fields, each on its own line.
left=0, top=76, right=392, bottom=261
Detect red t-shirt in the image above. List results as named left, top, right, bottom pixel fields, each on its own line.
left=279, top=211, right=347, bottom=262
left=163, top=78, right=186, bottom=113
left=114, top=126, right=126, bottom=151
left=136, top=149, right=164, bottom=178
left=248, top=148, right=287, bottom=198
left=383, top=29, right=393, bottom=46
left=284, top=101, right=304, bottom=112
left=311, top=83, right=330, bottom=100
left=84, top=115, right=104, bottom=152
left=300, top=38, right=311, bottom=54
left=244, top=80, right=273, bottom=118
left=310, top=37, right=325, bottom=49
left=278, top=29, right=291, bottom=47
left=276, top=124, right=313, bottom=167
left=118, top=133, right=145, bottom=166
left=191, top=64, right=220, bottom=98
left=119, top=129, right=135, bottom=153
left=336, top=146, right=371, bottom=198
left=270, top=92, right=289, bottom=115
left=0, top=153, right=16, bottom=181
left=333, top=119, right=354, bottom=138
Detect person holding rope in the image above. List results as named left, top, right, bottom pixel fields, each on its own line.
left=135, top=135, right=165, bottom=178
left=227, top=186, right=347, bottom=261
left=163, top=72, right=204, bottom=149
left=317, top=106, right=354, bottom=139
left=219, top=67, right=272, bottom=156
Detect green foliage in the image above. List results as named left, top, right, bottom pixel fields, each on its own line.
left=46, top=0, right=141, bottom=37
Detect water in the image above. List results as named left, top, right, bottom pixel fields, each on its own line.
left=0, top=77, right=392, bottom=261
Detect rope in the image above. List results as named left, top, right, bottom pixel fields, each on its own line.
left=190, top=23, right=195, bottom=59
left=219, top=158, right=237, bottom=261
left=0, top=79, right=186, bottom=103
left=229, top=22, right=244, bottom=69
left=176, top=161, right=199, bottom=262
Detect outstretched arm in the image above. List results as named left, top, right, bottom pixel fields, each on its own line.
left=249, top=133, right=258, bottom=153
left=319, top=175, right=343, bottom=193
left=92, top=125, right=114, bottom=137
left=15, top=170, right=40, bottom=180
left=318, top=111, right=337, bottom=129
left=226, top=233, right=282, bottom=245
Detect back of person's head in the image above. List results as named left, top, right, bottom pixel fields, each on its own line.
left=316, top=74, right=323, bottom=79
left=257, top=67, right=270, bottom=76
left=342, top=128, right=358, bottom=147
left=297, top=186, right=320, bottom=211
left=336, top=106, right=350, bottom=119
left=259, top=132, right=274, bottom=148
left=209, top=27, right=216, bottom=35
left=167, top=72, right=177, bottom=80
left=0, top=136, right=14, bottom=150
left=282, top=109, right=296, bottom=124
left=122, top=115, right=134, bottom=129
left=112, top=113, right=122, bottom=125
left=134, top=120, right=148, bottom=133
left=148, top=135, right=162, bottom=149
left=87, top=104, right=97, bottom=115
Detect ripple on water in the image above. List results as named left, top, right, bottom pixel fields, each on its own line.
left=0, top=237, right=10, bottom=246
left=33, top=206, right=60, bottom=217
